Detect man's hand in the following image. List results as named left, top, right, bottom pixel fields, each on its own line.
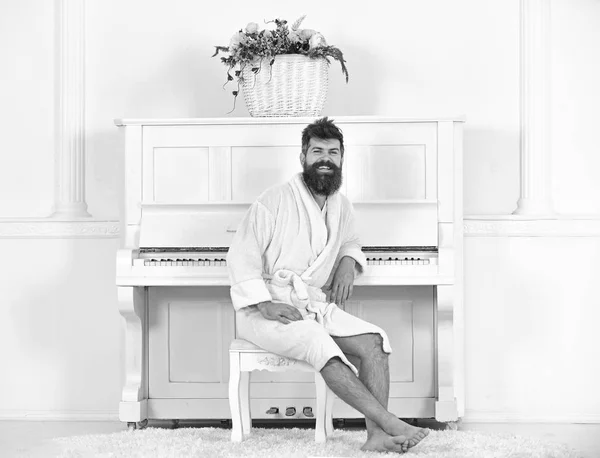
left=326, top=256, right=356, bottom=307
left=256, top=301, right=303, bottom=325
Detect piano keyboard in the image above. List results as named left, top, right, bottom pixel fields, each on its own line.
left=142, top=258, right=227, bottom=267
left=139, top=257, right=431, bottom=267
left=133, top=249, right=437, bottom=268
left=366, top=257, right=431, bottom=266
left=120, top=247, right=448, bottom=286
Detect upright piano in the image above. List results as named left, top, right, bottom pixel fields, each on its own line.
left=115, top=116, right=464, bottom=429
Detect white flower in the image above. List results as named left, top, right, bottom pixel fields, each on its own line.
left=229, top=32, right=244, bottom=51
left=299, top=29, right=316, bottom=41
left=245, top=22, right=259, bottom=34
left=263, top=30, right=272, bottom=39
left=288, top=30, right=301, bottom=43
left=309, top=32, right=327, bottom=49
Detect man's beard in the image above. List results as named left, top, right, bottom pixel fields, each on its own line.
left=302, top=160, right=343, bottom=196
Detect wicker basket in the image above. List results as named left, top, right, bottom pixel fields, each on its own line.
left=241, top=54, right=329, bottom=117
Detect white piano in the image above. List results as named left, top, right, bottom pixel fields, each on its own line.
left=115, top=116, right=464, bottom=429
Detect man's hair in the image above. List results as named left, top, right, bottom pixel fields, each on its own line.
left=301, top=117, right=345, bottom=157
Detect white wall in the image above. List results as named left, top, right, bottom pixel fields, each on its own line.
left=0, top=0, right=599, bottom=422
left=551, top=0, right=600, bottom=215
left=0, top=0, right=55, bottom=217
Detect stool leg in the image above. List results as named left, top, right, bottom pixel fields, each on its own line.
left=325, top=386, right=334, bottom=437
left=240, top=371, right=251, bottom=436
left=229, top=353, right=243, bottom=442
left=314, top=372, right=327, bottom=443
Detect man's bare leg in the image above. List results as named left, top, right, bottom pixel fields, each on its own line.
left=344, top=352, right=409, bottom=453
left=329, top=334, right=429, bottom=450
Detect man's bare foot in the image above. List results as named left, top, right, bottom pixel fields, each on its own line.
left=361, top=432, right=409, bottom=454
left=384, top=417, right=430, bottom=448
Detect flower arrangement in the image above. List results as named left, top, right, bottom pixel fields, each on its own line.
left=212, top=15, right=349, bottom=110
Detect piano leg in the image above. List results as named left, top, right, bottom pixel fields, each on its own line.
left=434, top=285, right=459, bottom=422
left=117, top=286, right=149, bottom=425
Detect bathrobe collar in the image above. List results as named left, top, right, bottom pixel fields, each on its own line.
left=291, top=173, right=342, bottom=282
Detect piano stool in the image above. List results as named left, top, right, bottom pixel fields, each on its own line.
left=228, top=338, right=335, bottom=443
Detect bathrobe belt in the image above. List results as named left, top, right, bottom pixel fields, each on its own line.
left=262, top=270, right=331, bottom=323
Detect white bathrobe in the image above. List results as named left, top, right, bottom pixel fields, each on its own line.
left=227, top=173, right=392, bottom=373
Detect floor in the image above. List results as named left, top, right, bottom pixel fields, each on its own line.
left=0, top=419, right=598, bottom=457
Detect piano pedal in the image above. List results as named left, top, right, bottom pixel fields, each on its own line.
left=285, top=407, right=296, bottom=416
left=302, top=406, right=314, bottom=417
left=334, top=418, right=346, bottom=428
left=266, top=407, right=279, bottom=415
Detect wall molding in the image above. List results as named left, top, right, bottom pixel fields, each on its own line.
left=51, top=0, right=91, bottom=219
left=0, top=220, right=119, bottom=239
left=464, top=216, right=600, bottom=237
left=513, top=0, right=554, bottom=216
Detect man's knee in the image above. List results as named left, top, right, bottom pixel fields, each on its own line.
left=360, top=333, right=386, bottom=359
left=321, top=356, right=346, bottom=371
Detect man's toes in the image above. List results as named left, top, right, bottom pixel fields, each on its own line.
left=384, top=435, right=408, bottom=453
left=407, top=428, right=430, bottom=448
left=390, top=435, right=408, bottom=445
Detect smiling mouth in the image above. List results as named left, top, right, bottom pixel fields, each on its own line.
left=317, top=166, right=333, bottom=173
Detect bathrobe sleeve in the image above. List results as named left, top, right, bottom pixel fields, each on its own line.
left=226, top=201, right=275, bottom=311
left=337, top=204, right=367, bottom=275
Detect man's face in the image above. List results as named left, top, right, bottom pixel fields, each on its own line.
left=300, top=138, right=344, bottom=196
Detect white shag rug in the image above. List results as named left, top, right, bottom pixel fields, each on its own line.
left=54, top=426, right=584, bottom=458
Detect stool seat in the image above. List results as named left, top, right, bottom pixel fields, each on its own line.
left=228, top=338, right=334, bottom=443
left=229, top=339, right=271, bottom=352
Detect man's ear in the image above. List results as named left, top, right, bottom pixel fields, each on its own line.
left=299, top=152, right=305, bottom=166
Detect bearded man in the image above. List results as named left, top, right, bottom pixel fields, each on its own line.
left=227, top=117, right=429, bottom=453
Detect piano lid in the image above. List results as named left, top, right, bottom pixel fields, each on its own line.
left=138, top=203, right=249, bottom=248
left=138, top=201, right=439, bottom=249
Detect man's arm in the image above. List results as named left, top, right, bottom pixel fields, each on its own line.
left=227, top=201, right=303, bottom=323
left=336, top=209, right=367, bottom=275
left=327, top=204, right=367, bottom=306
left=227, top=201, right=275, bottom=311
left=327, top=256, right=357, bottom=306
left=254, top=301, right=303, bottom=324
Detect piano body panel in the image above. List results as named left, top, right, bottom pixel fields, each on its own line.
left=115, top=117, right=464, bottom=424
left=143, top=285, right=437, bottom=420
left=146, top=398, right=437, bottom=421
left=147, top=286, right=234, bottom=400
left=137, top=120, right=438, bottom=207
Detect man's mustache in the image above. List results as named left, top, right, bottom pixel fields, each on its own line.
left=311, top=161, right=340, bottom=171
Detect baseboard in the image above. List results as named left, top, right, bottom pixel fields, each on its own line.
left=463, top=410, right=600, bottom=424
left=2, top=409, right=599, bottom=424
left=0, top=410, right=120, bottom=421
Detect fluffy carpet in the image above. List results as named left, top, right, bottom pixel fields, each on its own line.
left=54, top=426, right=584, bottom=458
